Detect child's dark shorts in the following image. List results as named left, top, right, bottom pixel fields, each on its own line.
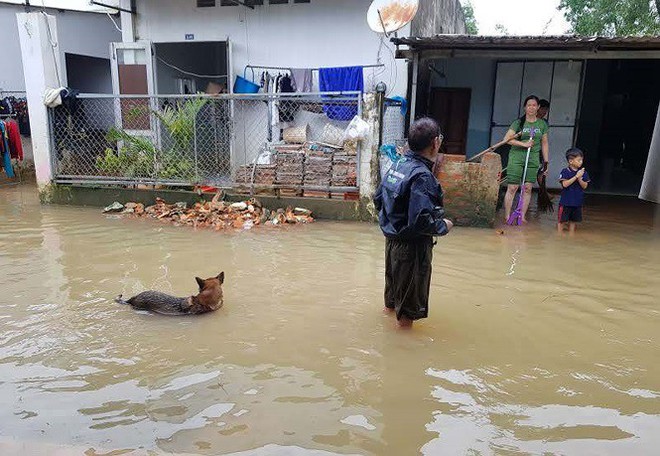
left=558, top=205, right=583, bottom=223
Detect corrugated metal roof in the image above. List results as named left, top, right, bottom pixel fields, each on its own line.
left=392, top=35, right=660, bottom=51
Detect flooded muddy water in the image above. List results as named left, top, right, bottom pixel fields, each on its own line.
left=1, top=186, right=659, bottom=455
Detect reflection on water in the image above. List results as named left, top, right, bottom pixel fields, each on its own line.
left=0, top=186, right=659, bottom=455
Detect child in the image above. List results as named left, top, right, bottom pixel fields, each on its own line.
left=558, top=148, right=590, bottom=234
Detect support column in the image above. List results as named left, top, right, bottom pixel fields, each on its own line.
left=120, top=0, right=135, bottom=43
left=17, top=12, right=62, bottom=192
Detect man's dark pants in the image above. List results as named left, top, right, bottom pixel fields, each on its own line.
left=384, top=237, right=433, bottom=321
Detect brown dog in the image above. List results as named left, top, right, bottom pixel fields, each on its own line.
left=116, top=272, right=225, bottom=315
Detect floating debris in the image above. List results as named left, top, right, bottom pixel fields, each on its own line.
left=108, top=193, right=314, bottom=231
left=103, top=202, right=124, bottom=213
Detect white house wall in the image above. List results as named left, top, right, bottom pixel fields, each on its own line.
left=55, top=10, right=122, bottom=85
left=132, top=0, right=409, bottom=97
left=0, top=4, right=120, bottom=92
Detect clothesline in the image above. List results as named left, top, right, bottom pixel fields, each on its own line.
left=245, top=64, right=385, bottom=73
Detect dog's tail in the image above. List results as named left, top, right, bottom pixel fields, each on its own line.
left=115, top=294, right=130, bottom=305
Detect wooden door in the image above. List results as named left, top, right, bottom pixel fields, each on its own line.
left=429, top=88, right=471, bottom=155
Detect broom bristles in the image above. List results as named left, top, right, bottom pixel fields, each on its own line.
left=537, top=172, right=555, bottom=213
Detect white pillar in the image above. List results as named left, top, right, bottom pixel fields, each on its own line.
left=17, top=12, right=62, bottom=190
left=120, top=0, right=135, bottom=43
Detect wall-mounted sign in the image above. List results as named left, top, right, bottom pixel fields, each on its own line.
left=185, top=34, right=195, bottom=41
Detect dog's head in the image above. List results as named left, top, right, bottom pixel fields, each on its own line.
left=195, top=272, right=225, bottom=310
left=195, top=272, right=224, bottom=291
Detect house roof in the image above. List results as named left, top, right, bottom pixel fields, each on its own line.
left=392, top=35, right=660, bottom=52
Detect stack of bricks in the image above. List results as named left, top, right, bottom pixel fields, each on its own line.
left=234, top=164, right=276, bottom=186
left=330, top=153, right=359, bottom=199
left=331, top=153, right=358, bottom=187
left=303, top=143, right=336, bottom=197
left=275, top=150, right=305, bottom=195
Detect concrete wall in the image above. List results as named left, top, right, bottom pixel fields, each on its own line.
left=430, top=58, right=496, bottom=158
left=0, top=4, right=120, bottom=91
left=132, top=0, right=409, bottom=97
left=412, top=0, right=467, bottom=36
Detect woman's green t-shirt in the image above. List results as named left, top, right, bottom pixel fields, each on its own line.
left=509, top=118, right=548, bottom=160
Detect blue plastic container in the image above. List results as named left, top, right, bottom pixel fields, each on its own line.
left=233, top=68, right=260, bottom=94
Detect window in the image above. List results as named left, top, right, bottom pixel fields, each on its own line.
left=293, top=0, right=310, bottom=3
left=197, top=0, right=216, bottom=7
left=269, top=0, right=289, bottom=4
left=221, top=0, right=264, bottom=5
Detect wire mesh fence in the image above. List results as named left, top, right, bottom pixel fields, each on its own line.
left=381, top=98, right=406, bottom=148
left=49, top=92, right=362, bottom=196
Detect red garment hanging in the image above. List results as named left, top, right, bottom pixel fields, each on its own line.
left=5, top=120, right=23, bottom=161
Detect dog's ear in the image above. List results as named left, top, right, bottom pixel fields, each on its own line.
left=217, top=271, right=225, bottom=284
left=195, top=277, right=205, bottom=290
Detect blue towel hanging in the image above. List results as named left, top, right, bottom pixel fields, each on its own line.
left=319, top=66, right=364, bottom=121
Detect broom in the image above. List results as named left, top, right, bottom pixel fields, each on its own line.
left=537, top=164, right=554, bottom=213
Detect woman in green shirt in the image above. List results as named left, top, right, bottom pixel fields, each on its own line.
left=503, top=95, right=550, bottom=223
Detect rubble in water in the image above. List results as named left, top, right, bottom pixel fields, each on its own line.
left=108, top=193, right=314, bottom=230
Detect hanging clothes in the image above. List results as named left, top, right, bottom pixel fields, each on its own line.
left=279, top=74, right=294, bottom=93
left=1, top=97, right=30, bottom=137
left=270, top=74, right=281, bottom=142
left=5, top=120, right=24, bottom=161
left=279, top=74, right=296, bottom=123
left=291, top=68, right=313, bottom=93
left=319, top=66, right=364, bottom=121
left=0, top=121, right=15, bottom=178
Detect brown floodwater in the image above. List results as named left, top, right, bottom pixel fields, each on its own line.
left=1, top=185, right=659, bottom=455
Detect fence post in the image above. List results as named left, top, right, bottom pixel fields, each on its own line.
left=17, top=12, right=62, bottom=193
left=193, top=106, right=199, bottom=183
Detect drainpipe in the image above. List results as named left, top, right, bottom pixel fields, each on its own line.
left=376, top=82, right=387, bottom=148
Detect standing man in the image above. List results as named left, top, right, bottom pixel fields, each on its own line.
left=538, top=99, right=550, bottom=121
left=374, top=117, right=453, bottom=328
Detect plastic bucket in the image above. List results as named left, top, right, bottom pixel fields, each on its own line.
left=233, top=68, right=260, bottom=94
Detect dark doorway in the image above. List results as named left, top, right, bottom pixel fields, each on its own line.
left=576, top=59, right=660, bottom=195
left=429, top=88, right=471, bottom=155
left=65, top=53, right=112, bottom=94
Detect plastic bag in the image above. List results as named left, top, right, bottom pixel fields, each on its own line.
left=344, top=115, right=371, bottom=142
left=379, top=144, right=400, bottom=179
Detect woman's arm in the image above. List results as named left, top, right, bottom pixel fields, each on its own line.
left=541, top=133, right=549, bottom=164
left=505, top=129, right=532, bottom=148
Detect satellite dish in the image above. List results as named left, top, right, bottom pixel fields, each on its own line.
left=367, top=0, right=419, bottom=34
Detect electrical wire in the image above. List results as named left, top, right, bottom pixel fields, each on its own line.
left=156, top=56, right=228, bottom=79
left=107, top=12, right=122, bottom=32
left=40, top=10, right=62, bottom=87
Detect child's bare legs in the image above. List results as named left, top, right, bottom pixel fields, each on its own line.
left=568, top=222, right=577, bottom=235
left=521, top=183, right=533, bottom=222
left=557, top=222, right=564, bottom=234
left=504, top=184, right=519, bottom=222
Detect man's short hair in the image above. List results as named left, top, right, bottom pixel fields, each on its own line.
left=408, top=117, right=442, bottom=152
left=539, top=99, right=550, bottom=108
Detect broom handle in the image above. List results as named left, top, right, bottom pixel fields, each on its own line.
left=466, top=132, right=521, bottom=163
